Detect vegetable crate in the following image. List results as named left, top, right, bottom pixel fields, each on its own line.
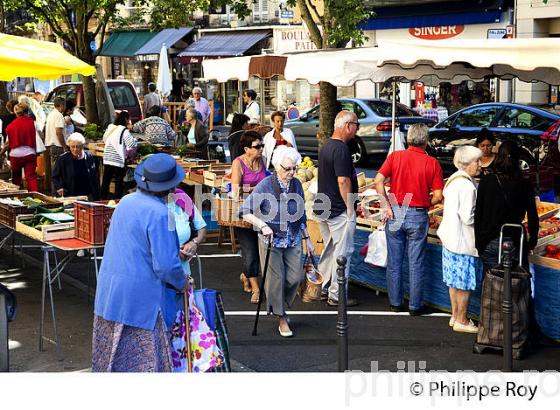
left=74, top=201, right=117, bottom=245
left=15, top=214, right=74, bottom=242
left=0, top=192, right=62, bottom=229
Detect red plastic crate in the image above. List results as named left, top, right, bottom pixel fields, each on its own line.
left=73, top=201, right=117, bottom=245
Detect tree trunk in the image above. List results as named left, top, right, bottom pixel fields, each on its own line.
left=317, top=81, right=338, bottom=147
left=78, top=45, right=99, bottom=125
left=82, top=75, right=99, bottom=125
left=0, top=82, right=9, bottom=115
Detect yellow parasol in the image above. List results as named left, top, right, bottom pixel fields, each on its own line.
left=0, top=33, right=96, bottom=81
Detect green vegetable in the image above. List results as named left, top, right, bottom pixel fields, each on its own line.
left=136, top=144, right=157, bottom=156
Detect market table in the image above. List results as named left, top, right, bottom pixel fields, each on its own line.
left=0, top=227, right=103, bottom=353
left=350, top=227, right=560, bottom=342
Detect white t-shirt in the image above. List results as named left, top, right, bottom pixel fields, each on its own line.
left=244, top=101, right=260, bottom=124
left=45, top=109, right=66, bottom=147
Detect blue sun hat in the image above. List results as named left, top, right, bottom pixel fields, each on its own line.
left=134, top=153, right=185, bottom=192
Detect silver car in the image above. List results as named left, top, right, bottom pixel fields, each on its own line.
left=284, top=98, right=435, bottom=165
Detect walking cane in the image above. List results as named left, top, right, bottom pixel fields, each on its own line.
left=183, top=288, right=193, bottom=372
left=252, top=239, right=272, bottom=336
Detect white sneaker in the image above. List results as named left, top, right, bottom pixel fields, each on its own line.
left=453, top=319, right=478, bottom=334
left=449, top=317, right=455, bottom=327
left=76, top=250, right=85, bottom=257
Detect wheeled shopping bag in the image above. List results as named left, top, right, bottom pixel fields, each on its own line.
left=473, top=225, right=532, bottom=360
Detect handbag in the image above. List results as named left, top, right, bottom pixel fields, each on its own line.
left=299, top=252, right=324, bottom=303
left=364, top=225, right=388, bottom=267
left=35, top=130, right=46, bottom=154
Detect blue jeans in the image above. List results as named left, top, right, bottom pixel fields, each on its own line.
left=385, top=207, right=429, bottom=310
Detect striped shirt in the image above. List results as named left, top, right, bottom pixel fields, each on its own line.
left=132, top=117, right=176, bottom=146
left=102, top=124, right=138, bottom=168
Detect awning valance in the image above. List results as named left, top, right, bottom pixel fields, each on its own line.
left=177, top=31, right=271, bottom=58
left=97, top=31, right=158, bottom=57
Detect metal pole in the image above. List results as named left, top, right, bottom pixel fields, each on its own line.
left=259, top=78, right=266, bottom=125
left=336, top=256, right=348, bottom=372
left=0, top=294, right=8, bottom=372
left=390, top=81, right=397, bottom=153
left=502, top=240, right=514, bottom=372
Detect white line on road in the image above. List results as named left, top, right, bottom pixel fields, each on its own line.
left=225, top=311, right=450, bottom=317
left=197, top=254, right=241, bottom=258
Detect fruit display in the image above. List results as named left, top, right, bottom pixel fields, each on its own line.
left=0, top=196, right=47, bottom=208
left=542, top=244, right=560, bottom=259
left=0, top=180, right=21, bottom=193
left=295, top=157, right=318, bottom=203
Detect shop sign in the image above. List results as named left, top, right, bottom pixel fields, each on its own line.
left=408, top=25, right=464, bottom=40
left=487, top=28, right=507, bottom=39
left=415, top=81, right=425, bottom=108
left=273, top=26, right=320, bottom=54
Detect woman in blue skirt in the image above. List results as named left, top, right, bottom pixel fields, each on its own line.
left=437, top=146, right=484, bottom=334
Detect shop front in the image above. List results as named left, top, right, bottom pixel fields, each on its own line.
left=362, top=0, right=514, bottom=113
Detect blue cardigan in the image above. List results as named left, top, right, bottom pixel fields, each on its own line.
left=94, top=191, right=187, bottom=330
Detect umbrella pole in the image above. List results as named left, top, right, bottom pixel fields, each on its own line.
left=391, top=81, right=397, bottom=153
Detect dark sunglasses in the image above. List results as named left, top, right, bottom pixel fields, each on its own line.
left=251, top=144, right=265, bottom=149
left=280, top=164, right=298, bottom=172
left=348, top=121, right=360, bottom=130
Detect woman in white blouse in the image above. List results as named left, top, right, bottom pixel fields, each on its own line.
left=262, top=111, right=297, bottom=169
left=437, top=146, right=483, bottom=334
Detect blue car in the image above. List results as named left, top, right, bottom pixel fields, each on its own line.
left=284, top=98, right=435, bottom=165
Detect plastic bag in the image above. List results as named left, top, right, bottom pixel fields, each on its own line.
left=364, top=225, right=387, bottom=267
left=388, top=128, right=406, bottom=153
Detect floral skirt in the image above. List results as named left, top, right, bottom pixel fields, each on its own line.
left=442, top=247, right=483, bottom=291
left=170, top=287, right=224, bottom=372
left=92, top=312, right=172, bottom=372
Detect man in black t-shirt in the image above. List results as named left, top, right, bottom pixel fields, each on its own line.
left=169, top=73, right=187, bottom=102
left=313, top=110, right=359, bottom=306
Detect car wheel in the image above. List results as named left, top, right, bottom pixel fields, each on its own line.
left=350, top=137, right=368, bottom=166
left=519, top=151, right=535, bottom=172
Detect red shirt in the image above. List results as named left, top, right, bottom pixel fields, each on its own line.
left=377, top=146, right=444, bottom=207
left=5, top=115, right=36, bottom=150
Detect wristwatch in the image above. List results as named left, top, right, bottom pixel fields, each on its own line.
left=192, top=238, right=199, bottom=245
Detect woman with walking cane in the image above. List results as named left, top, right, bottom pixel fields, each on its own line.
left=240, top=146, right=314, bottom=337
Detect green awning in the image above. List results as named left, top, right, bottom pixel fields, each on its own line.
left=97, top=31, right=158, bottom=57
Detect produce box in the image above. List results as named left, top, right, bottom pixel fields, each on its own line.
left=0, top=192, right=63, bottom=228
left=15, top=213, right=74, bottom=242
left=0, top=180, right=26, bottom=194
left=86, top=142, right=105, bottom=156
left=203, top=169, right=228, bottom=188
left=530, top=236, right=560, bottom=270
left=74, top=200, right=118, bottom=245
left=188, top=166, right=209, bottom=184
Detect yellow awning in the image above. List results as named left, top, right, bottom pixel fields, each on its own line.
left=0, top=33, right=96, bottom=81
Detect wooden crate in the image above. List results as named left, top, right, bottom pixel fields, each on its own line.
left=213, top=197, right=252, bottom=229
left=0, top=180, right=24, bottom=193
left=188, top=166, right=209, bottom=184
left=204, top=169, right=228, bottom=188
left=0, top=192, right=62, bottom=228
left=15, top=214, right=74, bottom=242
left=529, top=236, right=560, bottom=270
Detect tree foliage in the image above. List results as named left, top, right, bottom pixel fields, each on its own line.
left=287, top=0, right=371, bottom=144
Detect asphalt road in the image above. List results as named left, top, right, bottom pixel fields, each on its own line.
left=2, top=228, right=559, bottom=373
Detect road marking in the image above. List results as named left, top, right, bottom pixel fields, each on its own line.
left=197, top=254, right=241, bottom=258
left=225, top=311, right=450, bottom=317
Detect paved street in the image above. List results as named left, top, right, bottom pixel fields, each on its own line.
left=2, top=228, right=559, bottom=373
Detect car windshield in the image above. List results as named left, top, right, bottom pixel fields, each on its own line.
left=366, top=100, right=419, bottom=117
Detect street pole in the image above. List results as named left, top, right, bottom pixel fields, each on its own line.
left=336, top=256, right=348, bottom=372
left=0, top=294, right=8, bottom=372
left=502, top=241, right=514, bottom=372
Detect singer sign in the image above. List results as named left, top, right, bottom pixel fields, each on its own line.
left=408, top=25, right=464, bottom=40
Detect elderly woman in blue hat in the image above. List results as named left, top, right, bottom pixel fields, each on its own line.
left=92, top=153, right=196, bottom=372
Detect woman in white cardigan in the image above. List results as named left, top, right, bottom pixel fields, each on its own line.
left=262, top=111, right=297, bottom=169
left=437, top=146, right=483, bottom=334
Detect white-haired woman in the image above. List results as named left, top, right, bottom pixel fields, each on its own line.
left=52, top=132, right=100, bottom=199
left=437, top=146, right=484, bottom=334
left=239, top=146, right=314, bottom=337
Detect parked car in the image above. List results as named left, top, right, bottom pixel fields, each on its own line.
left=428, top=102, right=560, bottom=171
left=284, top=98, right=436, bottom=165
left=44, top=80, right=143, bottom=124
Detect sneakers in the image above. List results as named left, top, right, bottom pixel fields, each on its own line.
left=320, top=292, right=328, bottom=301
left=453, top=319, right=479, bottom=334
left=449, top=317, right=455, bottom=327
left=327, top=298, right=358, bottom=307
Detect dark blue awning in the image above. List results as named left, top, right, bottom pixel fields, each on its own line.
left=135, top=27, right=194, bottom=56
left=177, top=31, right=271, bottom=57
left=362, top=0, right=506, bottom=30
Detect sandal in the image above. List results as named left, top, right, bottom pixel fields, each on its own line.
left=240, top=273, right=251, bottom=293
left=251, top=290, right=260, bottom=304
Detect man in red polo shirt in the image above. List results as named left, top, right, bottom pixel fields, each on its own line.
left=374, top=123, right=444, bottom=315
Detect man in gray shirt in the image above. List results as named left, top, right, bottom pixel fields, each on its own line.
left=143, top=82, right=162, bottom=115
